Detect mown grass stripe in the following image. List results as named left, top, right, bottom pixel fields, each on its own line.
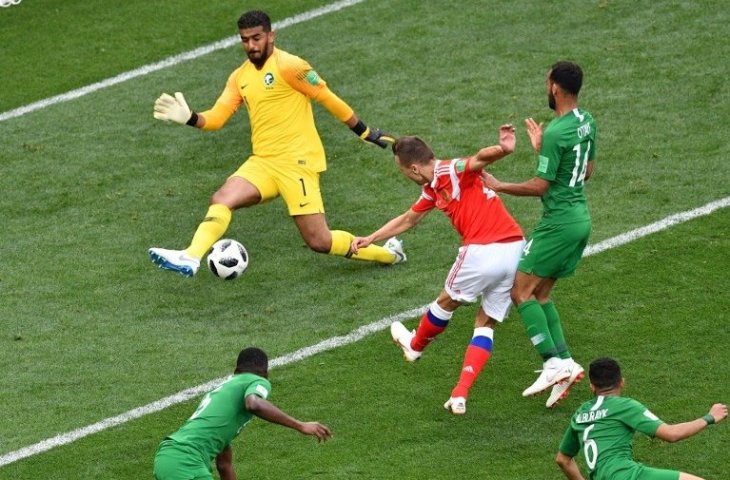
left=0, top=0, right=365, bottom=123
left=1, top=196, right=727, bottom=467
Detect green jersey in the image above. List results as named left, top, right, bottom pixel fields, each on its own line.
left=536, top=107, right=596, bottom=224
left=559, top=395, right=664, bottom=480
left=167, top=373, right=272, bottom=464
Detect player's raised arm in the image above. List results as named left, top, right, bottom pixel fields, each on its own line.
left=154, top=72, right=244, bottom=131
left=525, top=117, right=544, bottom=152
left=468, top=124, right=516, bottom=172
left=153, top=92, right=200, bottom=126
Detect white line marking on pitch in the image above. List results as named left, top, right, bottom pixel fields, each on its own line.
left=0, top=0, right=365, bottom=123
left=1, top=195, right=727, bottom=467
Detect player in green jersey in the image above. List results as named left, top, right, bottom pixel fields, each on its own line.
left=153, top=347, right=331, bottom=480
left=483, top=61, right=595, bottom=407
left=556, top=358, right=727, bottom=480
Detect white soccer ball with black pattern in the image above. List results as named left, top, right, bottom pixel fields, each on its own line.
left=207, top=239, right=249, bottom=280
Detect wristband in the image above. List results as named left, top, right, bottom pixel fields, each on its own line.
left=186, top=112, right=199, bottom=127
left=703, top=414, right=715, bottom=425
left=350, top=120, right=368, bottom=137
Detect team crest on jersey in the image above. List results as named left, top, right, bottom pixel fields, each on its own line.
left=436, top=190, right=451, bottom=207
left=263, top=72, right=275, bottom=87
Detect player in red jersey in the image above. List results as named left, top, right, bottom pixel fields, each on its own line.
left=352, top=125, right=524, bottom=414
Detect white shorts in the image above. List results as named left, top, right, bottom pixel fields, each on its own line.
left=444, top=240, right=525, bottom=322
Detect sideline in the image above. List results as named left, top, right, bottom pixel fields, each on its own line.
left=0, top=0, right=365, bottom=123
left=1, top=196, right=728, bottom=467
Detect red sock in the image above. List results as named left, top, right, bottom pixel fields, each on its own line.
left=411, top=304, right=452, bottom=351
left=451, top=327, right=494, bottom=399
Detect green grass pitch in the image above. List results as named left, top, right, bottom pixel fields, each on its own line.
left=1, top=1, right=728, bottom=478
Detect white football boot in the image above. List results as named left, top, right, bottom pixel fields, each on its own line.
left=522, top=357, right=573, bottom=397
left=390, top=321, right=421, bottom=362
left=148, top=247, right=200, bottom=277
left=545, top=360, right=585, bottom=408
left=443, top=396, right=467, bottom=415
left=384, top=237, right=406, bottom=264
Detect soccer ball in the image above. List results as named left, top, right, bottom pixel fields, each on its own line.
left=207, top=239, right=249, bottom=280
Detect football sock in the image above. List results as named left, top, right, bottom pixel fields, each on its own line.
left=186, top=204, right=232, bottom=259
left=451, top=327, right=494, bottom=399
left=411, top=302, right=453, bottom=351
left=328, top=230, right=397, bottom=264
left=542, top=300, right=571, bottom=359
left=518, top=299, right=558, bottom=361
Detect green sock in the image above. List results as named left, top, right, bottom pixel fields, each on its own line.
left=518, top=299, right=558, bottom=361
left=542, top=300, right=571, bottom=359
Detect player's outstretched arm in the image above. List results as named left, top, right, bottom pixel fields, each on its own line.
left=215, top=446, right=236, bottom=480
left=469, top=124, right=516, bottom=172
left=555, top=452, right=586, bottom=480
left=313, top=87, right=395, bottom=148
left=347, top=114, right=396, bottom=148
left=351, top=209, right=427, bottom=253
left=245, top=394, right=332, bottom=442
left=655, top=403, right=727, bottom=443
left=482, top=173, right=550, bottom=197
left=153, top=92, right=204, bottom=127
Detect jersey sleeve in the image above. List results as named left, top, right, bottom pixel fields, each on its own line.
left=411, top=187, right=436, bottom=213
left=623, top=398, right=664, bottom=437
left=243, top=377, right=272, bottom=400
left=459, top=157, right=483, bottom=181
left=278, top=54, right=354, bottom=122
left=277, top=54, right=326, bottom=98
left=535, top=127, right=561, bottom=181
left=558, top=424, right=580, bottom=457
left=200, top=68, right=244, bottom=131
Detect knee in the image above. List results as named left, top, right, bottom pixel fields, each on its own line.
left=210, top=191, right=230, bottom=207
left=534, top=292, right=552, bottom=303
left=305, top=235, right=332, bottom=254
left=436, top=292, right=461, bottom=311
left=510, top=286, right=529, bottom=306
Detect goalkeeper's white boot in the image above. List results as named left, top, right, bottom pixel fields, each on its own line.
left=149, top=247, right=200, bottom=277
left=545, top=359, right=585, bottom=408
left=443, top=396, right=467, bottom=415
left=384, top=237, right=406, bottom=264
left=522, top=357, right=573, bottom=397
left=390, top=321, right=421, bottom=362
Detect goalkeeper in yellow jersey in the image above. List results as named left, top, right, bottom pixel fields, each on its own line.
left=149, top=10, right=403, bottom=277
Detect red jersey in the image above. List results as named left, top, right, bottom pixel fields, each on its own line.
left=411, top=157, right=523, bottom=245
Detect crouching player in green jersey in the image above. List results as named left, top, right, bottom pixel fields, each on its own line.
left=153, top=347, right=331, bottom=480
left=556, top=358, right=727, bottom=480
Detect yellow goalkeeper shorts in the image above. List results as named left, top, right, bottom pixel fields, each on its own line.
left=232, top=156, right=325, bottom=216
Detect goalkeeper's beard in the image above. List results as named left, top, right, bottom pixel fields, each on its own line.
left=247, top=48, right=272, bottom=68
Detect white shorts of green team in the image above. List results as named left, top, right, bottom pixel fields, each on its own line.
left=444, top=240, right=525, bottom=322
left=0, top=0, right=22, bottom=7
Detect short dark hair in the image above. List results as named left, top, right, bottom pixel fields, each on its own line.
left=235, top=347, right=268, bottom=374
left=549, top=61, right=583, bottom=96
left=392, top=136, right=434, bottom=166
left=588, top=357, right=622, bottom=390
left=237, top=10, right=272, bottom=31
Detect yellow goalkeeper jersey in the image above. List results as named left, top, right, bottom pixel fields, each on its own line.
left=201, top=47, right=353, bottom=172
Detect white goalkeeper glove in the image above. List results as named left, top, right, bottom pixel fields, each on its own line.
left=153, top=92, right=197, bottom=126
